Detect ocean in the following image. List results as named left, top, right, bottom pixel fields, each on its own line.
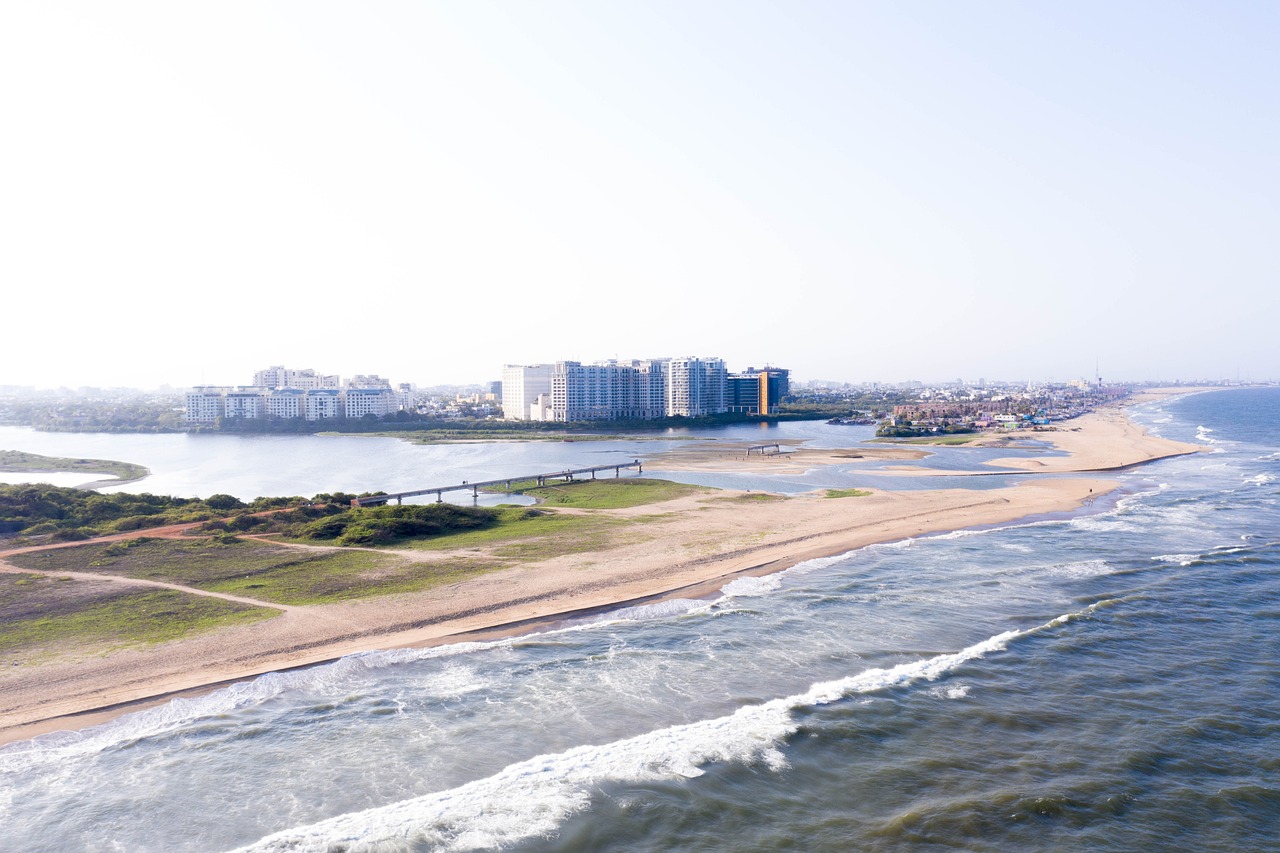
left=1, top=388, right=1277, bottom=851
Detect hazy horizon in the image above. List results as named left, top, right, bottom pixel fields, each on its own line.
left=3, top=2, right=1277, bottom=390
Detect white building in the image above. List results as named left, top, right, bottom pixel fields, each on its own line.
left=503, top=356, right=736, bottom=422
left=265, top=389, right=305, bottom=419
left=502, top=364, right=555, bottom=421
left=304, top=389, right=340, bottom=420
left=223, top=389, right=266, bottom=419
left=344, top=387, right=396, bottom=419
left=185, top=387, right=227, bottom=422
left=253, top=366, right=340, bottom=390
left=666, top=357, right=727, bottom=417
left=348, top=374, right=393, bottom=390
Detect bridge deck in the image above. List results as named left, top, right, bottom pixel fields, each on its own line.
left=353, top=460, right=644, bottom=506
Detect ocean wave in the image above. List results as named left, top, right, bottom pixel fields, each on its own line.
left=230, top=603, right=1114, bottom=853
left=718, top=574, right=784, bottom=598
left=580, top=597, right=712, bottom=627
left=1044, top=559, right=1112, bottom=578
left=0, top=641, right=518, bottom=775
left=1152, top=554, right=1198, bottom=566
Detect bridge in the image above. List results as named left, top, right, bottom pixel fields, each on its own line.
left=746, top=443, right=783, bottom=455
left=351, top=460, right=645, bottom=506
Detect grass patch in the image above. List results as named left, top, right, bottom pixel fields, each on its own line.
left=0, top=450, right=150, bottom=484
left=0, top=573, right=274, bottom=657
left=712, top=492, right=786, bottom=503
left=872, top=435, right=978, bottom=446
left=5, top=537, right=492, bottom=606
left=398, top=506, right=634, bottom=561
left=824, top=488, right=873, bottom=498
left=495, top=477, right=710, bottom=509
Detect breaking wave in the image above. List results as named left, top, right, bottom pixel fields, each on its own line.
left=232, top=603, right=1113, bottom=853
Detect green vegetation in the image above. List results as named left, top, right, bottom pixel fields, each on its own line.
left=824, top=488, right=873, bottom=498
left=5, top=536, right=488, bottom=606
left=873, top=434, right=980, bottom=446
left=0, top=484, right=233, bottom=538
left=875, top=424, right=977, bottom=438
left=0, top=484, right=388, bottom=539
left=0, top=573, right=275, bottom=657
left=712, top=492, right=786, bottom=503
left=494, top=477, right=709, bottom=509
left=285, top=503, right=499, bottom=546
left=0, top=450, right=150, bottom=485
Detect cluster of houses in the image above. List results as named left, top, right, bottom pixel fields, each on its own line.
left=885, top=381, right=1128, bottom=433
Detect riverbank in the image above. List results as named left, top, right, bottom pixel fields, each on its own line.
left=0, top=404, right=1205, bottom=746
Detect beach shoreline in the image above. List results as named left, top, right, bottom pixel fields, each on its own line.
left=0, top=399, right=1206, bottom=748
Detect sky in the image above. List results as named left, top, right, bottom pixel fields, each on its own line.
left=2, top=1, right=1277, bottom=390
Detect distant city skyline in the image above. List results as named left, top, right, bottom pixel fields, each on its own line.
left=3, top=3, right=1277, bottom=390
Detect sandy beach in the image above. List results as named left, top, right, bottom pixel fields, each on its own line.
left=0, top=404, right=1205, bottom=746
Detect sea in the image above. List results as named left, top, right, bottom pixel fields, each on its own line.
left=1, top=387, right=1277, bottom=852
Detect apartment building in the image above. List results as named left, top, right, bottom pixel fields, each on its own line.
left=343, top=387, right=397, bottom=419
left=304, top=389, right=340, bottom=420
left=265, top=389, right=305, bottom=419
left=185, top=387, right=227, bottom=422
left=666, top=357, right=727, bottom=417
left=253, top=366, right=340, bottom=390
left=223, top=390, right=266, bottom=419
left=727, top=368, right=791, bottom=415
left=185, top=366, right=405, bottom=422
left=502, top=356, right=764, bottom=422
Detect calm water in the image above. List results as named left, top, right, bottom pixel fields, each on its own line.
left=1, top=389, right=1278, bottom=851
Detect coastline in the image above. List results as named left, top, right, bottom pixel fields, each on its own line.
left=0, top=402, right=1205, bottom=748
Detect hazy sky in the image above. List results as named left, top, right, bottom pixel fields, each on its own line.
left=3, top=1, right=1276, bottom=389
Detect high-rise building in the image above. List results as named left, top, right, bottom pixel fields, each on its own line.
left=666, top=357, right=727, bottom=417
left=501, top=364, right=555, bottom=421
left=185, top=387, right=227, bottom=422
left=253, top=366, right=340, bottom=390
left=500, top=356, right=777, bottom=422
left=727, top=367, right=790, bottom=415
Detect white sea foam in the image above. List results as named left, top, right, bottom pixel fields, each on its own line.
left=582, top=597, right=711, bottom=627
left=1044, top=559, right=1112, bottom=578
left=719, top=574, right=784, bottom=598
left=0, top=640, right=521, bottom=774
left=1152, top=553, right=1198, bottom=566
left=1245, top=473, right=1276, bottom=486
left=231, top=604, right=1110, bottom=853
left=928, top=683, right=970, bottom=700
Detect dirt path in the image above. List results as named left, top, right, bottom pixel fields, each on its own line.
left=0, top=558, right=297, bottom=612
